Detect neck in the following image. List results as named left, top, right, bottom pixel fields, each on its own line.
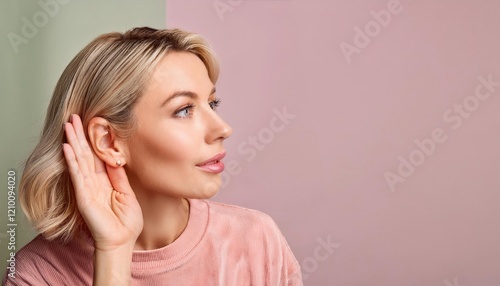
left=133, top=192, right=190, bottom=251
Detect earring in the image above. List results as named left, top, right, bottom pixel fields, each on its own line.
left=116, top=160, right=122, bottom=167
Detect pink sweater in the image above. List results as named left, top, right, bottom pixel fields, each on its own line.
left=3, top=199, right=303, bottom=285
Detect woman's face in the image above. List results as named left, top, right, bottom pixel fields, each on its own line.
left=123, top=51, right=232, bottom=199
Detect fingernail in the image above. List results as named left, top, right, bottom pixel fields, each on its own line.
left=69, top=114, right=74, bottom=123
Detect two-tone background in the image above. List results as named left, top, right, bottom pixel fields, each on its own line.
left=1, top=1, right=499, bottom=285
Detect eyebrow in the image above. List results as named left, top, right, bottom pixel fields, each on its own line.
left=161, top=87, right=216, bottom=107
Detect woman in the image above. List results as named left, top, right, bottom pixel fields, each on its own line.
left=3, top=27, right=302, bottom=285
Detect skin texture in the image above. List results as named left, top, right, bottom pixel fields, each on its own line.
left=62, top=51, right=232, bottom=284
left=126, top=51, right=231, bottom=201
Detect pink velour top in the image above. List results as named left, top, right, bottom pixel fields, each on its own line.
left=3, top=199, right=303, bottom=285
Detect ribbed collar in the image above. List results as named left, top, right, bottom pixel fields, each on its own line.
left=131, top=198, right=208, bottom=271
left=81, top=198, right=209, bottom=272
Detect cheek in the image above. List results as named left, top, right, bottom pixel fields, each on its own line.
left=124, top=117, right=211, bottom=195
left=134, top=128, right=196, bottom=166
left=126, top=124, right=203, bottom=191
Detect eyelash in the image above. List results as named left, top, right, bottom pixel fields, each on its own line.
left=210, top=98, right=221, bottom=110
left=174, top=98, right=221, bottom=118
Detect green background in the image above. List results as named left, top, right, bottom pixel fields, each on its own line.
left=0, top=0, right=166, bottom=276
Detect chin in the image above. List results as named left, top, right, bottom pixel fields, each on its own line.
left=197, top=179, right=221, bottom=198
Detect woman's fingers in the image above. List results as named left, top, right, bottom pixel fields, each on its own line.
left=64, top=121, right=91, bottom=176
left=69, top=114, right=96, bottom=173
left=62, top=114, right=142, bottom=250
left=64, top=114, right=133, bottom=198
left=106, top=164, right=135, bottom=197
left=62, top=143, right=90, bottom=205
left=93, top=151, right=107, bottom=174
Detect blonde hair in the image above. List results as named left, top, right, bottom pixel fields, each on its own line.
left=20, top=27, right=220, bottom=242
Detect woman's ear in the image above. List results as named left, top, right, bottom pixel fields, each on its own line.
left=87, top=117, right=127, bottom=167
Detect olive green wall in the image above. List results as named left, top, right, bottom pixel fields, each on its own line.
left=0, top=0, right=166, bottom=277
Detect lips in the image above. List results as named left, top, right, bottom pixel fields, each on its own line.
left=196, top=151, right=226, bottom=166
left=196, top=151, right=226, bottom=174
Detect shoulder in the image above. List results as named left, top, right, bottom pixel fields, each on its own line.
left=202, top=200, right=304, bottom=284
left=3, top=235, right=65, bottom=285
left=205, top=200, right=280, bottom=231
left=3, top=232, right=93, bottom=285
left=203, top=199, right=291, bottom=252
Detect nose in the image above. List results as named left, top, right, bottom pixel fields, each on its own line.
left=204, top=107, right=232, bottom=143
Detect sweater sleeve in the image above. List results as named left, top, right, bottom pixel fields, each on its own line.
left=2, top=254, right=67, bottom=286
left=210, top=201, right=304, bottom=285
left=260, top=212, right=304, bottom=286
left=281, top=232, right=303, bottom=285
left=2, top=239, right=68, bottom=286
left=280, top=233, right=303, bottom=286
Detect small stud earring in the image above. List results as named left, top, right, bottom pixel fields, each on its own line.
left=116, top=160, right=122, bottom=167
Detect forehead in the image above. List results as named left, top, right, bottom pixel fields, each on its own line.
left=149, top=51, right=212, bottom=93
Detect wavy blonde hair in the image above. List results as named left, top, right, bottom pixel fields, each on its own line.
left=20, top=27, right=220, bottom=242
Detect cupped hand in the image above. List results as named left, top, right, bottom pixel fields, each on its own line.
left=62, top=114, right=143, bottom=252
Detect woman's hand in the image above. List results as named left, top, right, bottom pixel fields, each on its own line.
left=62, top=114, right=143, bottom=252
left=63, top=114, right=143, bottom=284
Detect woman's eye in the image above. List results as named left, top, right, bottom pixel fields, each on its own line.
left=174, top=105, right=194, bottom=118
left=209, top=98, right=221, bottom=111
left=174, top=99, right=220, bottom=119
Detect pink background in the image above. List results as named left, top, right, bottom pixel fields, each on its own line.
left=167, top=0, right=500, bottom=285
